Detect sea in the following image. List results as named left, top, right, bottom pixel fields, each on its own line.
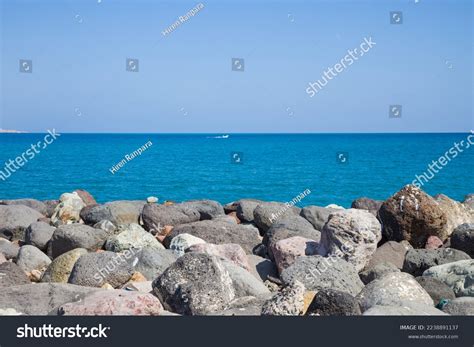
left=0, top=133, right=472, bottom=207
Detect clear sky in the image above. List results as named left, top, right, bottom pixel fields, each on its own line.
left=0, top=0, right=472, bottom=133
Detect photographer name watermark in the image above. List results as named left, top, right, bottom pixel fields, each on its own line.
left=109, top=141, right=153, bottom=175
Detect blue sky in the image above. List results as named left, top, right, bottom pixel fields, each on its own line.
left=0, top=0, right=472, bottom=133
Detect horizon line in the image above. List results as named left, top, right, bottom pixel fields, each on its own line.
left=0, top=131, right=472, bottom=135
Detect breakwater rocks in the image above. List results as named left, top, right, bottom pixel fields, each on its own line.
left=0, top=185, right=473, bottom=316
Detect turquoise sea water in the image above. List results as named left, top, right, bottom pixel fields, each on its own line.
left=0, top=133, right=472, bottom=207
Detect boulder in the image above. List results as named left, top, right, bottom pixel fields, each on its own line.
left=152, top=253, right=235, bottom=315
left=212, top=296, right=265, bottom=316
left=253, top=202, right=300, bottom=233
left=105, top=223, right=163, bottom=252
left=73, top=189, right=97, bottom=206
left=363, top=304, right=446, bottom=316
left=441, top=297, right=474, bottom=315
left=41, top=248, right=88, bottom=283
left=222, top=260, right=271, bottom=299
left=246, top=254, right=278, bottom=281
left=0, top=283, right=101, bottom=315
left=16, top=245, right=51, bottom=273
left=165, top=220, right=261, bottom=254
left=359, top=262, right=400, bottom=285
left=0, top=239, right=20, bottom=260
left=57, top=290, right=163, bottom=316
left=187, top=243, right=250, bottom=271
left=263, top=216, right=320, bottom=261
left=180, top=200, right=224, bottom=220
left=280, top=255, right=364, bottom=296
left=435, top=194, right=474, bottom=236
left=68, top=251, right=135, bottom=288
left=261, top=281, right=305, bottom=316
left=0, top=199, right=48, bottom=215
left=24, top=221, right=55, bottom=251
left=133, top=247, right=178, bottom=280
left=43, top=200, right=59, bottom=218
left=422, top=260, right=474, bottom=297
left=300, top=206, right=341, bottom=230
left=81, top=201, right=145, bottom=226
left=93, top=220, right=117, bottom=234
left=415, top=276, right=456, bottom=304
left=141, top=203, right=200, bottom=233
left=351, top=197, right=383, bottom=216
left=169, top=233, right=206, bottom=256
left=235, top=199, right=264, bottom=223
left=0, top=205, right=44, bottom=241
left=357, top=272, right=434, bottom=311
left=51, top=192, right=86, bottom=225
left=318, top=209, right=382, bottom=272
left=450, top=223, right=474, bottom=257
left=425, top=235, right=443, bottom=249
left=403, top=248, right=471, bottom=276
left=271, top=236, right=318, bottom=273
left=306, top=289, right=361, bottom=316
left=49, top=224, right=108, bottom=258
left=0, top=262, right=30, bottom=288
left=366, top=241, right=410, bottom=270
left=378, top=185, right=448, bottom=247
left=0, top=308, right=24, bottom=315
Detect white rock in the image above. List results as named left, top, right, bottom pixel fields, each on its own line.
left=169, top=233, right=206, bottom=256
left=51, top=192, right=86, bottom=225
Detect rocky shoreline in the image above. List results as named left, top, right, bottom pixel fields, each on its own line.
left=0, top=185, right=473, bottom=316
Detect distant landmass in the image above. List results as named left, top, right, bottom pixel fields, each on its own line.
left=0, top=129, right=28, bottom=133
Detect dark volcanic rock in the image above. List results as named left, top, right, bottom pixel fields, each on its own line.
left=280, top=256, right=364, bottom=296
left=415, top=276, right=456, bottom=304
left=152, top=253, right=235, bottom=315
left=378, top=185, right=448, bottom=247
left=0, top=205, right=44, bottom=241
left=300, top=206, right=340, bottom=231
left=402, top=248, right=471, bottom=277
left=180, top=200, right=224, bottom=220
left=0, top=262, right=30, bottom=288
left=351, top=197, right=383, bottom=216
left=68, top=251, right=134, bottom=288
left=235, top=199, right=264, bottom=223
left=306, top=289, right=361, bottom=316
left=450, top=223, right=474, bottom=257
left=165, top=220, right=261, bottom=254
left=49, top=224, right=108, bottom=258
left=359, top=262, right=400, bottom=285
left=141, top=203, right=200, bottom=233
left=253, top=202, right=300, bottom=233
left=25, top=221, right=55, bottom=251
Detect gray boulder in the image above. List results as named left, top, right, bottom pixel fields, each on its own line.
left=141, top=203, right=200, bottom=233
left=442, top=297, right=474, bottom=315
left=0, top=262, right=30, bottom=288
left=152, top=253, right=235, bottom=315
left=16, top=245, right=51, bottom=273
left=0, top=239, right=20, bottom=260
left=134, top=247, right=179, bottom=280
left=366, top=241, right=410, bottom=269
left=0, top=199, right=48, bottom=215
left=0, top=205, right=43, bottom=241
left=49, top=224, right=108, bottom=258
left=180, top=200, right=224, bottom=220
left=403, top=248, right=471, bottom=276
left=68, top=251, right=135, bottom=288
left=0, top=283, right=101, bottom=315
left=357, top=272, right=433, bottom=311
left=222, top=260, right=271, bottom=299
left=300, top=206, right=341, bottom=230
left=235, top=199, right=264, bottom=223
left=415, top=276, right=456, bottom=304
left=351, top=197, right=383, bottom=216
left=165, top=220, right=261, bottom=254
left=450, top=223, right=474, bottom=257
left=246, top=254, right=278, bottom=281
left=25, top=222, right=55, bottom=251
left=422, top=260, right=474, bottom=297
left=80, top=200, right=145, bottom=226
left=253, top=202, right=300, bottom=233
left=363, top=304, right=446, bottom=316
left=280, top=255, right=364, bottom=296
left=359, top=262, right=400, bottom=284
left=318, top=209, right=382, bottom=271
left=306, top=289, right=361, bottom=316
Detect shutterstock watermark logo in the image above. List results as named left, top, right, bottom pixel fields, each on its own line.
left=17, top=324, right=110, bottom=338
left=306, top=36, right=376, bottom=97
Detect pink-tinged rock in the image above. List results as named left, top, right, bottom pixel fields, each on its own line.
left=74, top=189, right=97, bottom=206
left=187, top=243, right=251, bottom=271
left=57, top=290, right=163, bottom=316
left=271, top=236, right=319, bottom=273
left=425, top=236, right=443, bottom=250
left=0, top=253, right=6, bottom=264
